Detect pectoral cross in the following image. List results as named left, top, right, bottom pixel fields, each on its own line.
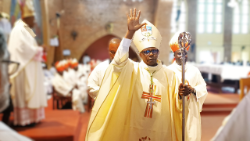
left=141, top=84, right=161, bottom=118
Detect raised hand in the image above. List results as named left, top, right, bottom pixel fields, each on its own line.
left=125, top=8, right=145, bottom=39
left=127, top=8, right=145, bottom=31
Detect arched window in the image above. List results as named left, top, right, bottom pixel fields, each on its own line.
left=171, top=0, right=186, bottom=33
left=233, top=0, right=249, bottom=34
left=197, top=0, right=223, bottom=33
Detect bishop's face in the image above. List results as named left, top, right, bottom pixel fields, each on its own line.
left=139, top=47, right=159, bottom=66
left=174, top=49, right=188, bottom=65
left=23, top=16, right=35, bottom=28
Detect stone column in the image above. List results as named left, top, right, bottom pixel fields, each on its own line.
left=187, top=0, right=197, bottom=62
left=154, top=0, right=173, bottom=65
left=223, top=0, right=233, bottom=62
left=40, top=0, right=51, bottom=67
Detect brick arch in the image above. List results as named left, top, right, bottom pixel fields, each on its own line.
left=78, top=29, right=140, bottom=62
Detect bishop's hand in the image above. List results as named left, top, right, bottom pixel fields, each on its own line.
left=125, top=8, right=145, bottom=39
left=178, top=83, right=195, bottom=99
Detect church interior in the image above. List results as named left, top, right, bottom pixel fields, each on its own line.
left=0, top=0, right=250, bottom=141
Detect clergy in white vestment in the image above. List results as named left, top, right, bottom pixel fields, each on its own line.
left=65, top=59, right=78, bottom=86
left=8, top=0, right=47, bottom=126
left=78, top=63, right=90, bottom=104
left=87, top=38, right=121, bottom=99
left=85, top=9, right=182, bottom=141
left=167, top=32, right=208, bottom=141
left=52, top=62, right=74, bottom=97
left=212, top=93, right=250, bottom=141
left=52, top=61, right=85, bottom=113
left=69, top=58, right=87, bottom=112
left=62, top=60, right=74, bottom=84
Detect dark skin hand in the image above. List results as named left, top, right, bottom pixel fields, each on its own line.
left=125, top=8, right=146, bottom=39
left=178, top=83, right=195, bottom=97
left=108, top=38, right=121, bottom=60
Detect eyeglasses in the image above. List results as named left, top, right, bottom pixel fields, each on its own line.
left=142, top=49, right=159, bottom=55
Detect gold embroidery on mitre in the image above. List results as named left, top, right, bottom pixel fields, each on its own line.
left=133, top=20, right=162, bottom=52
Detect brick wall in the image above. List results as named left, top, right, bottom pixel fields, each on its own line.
left=47, top=0, right=160, bottom=62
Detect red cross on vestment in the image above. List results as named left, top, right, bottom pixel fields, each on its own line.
left=141, top=84, right=161, bottom=118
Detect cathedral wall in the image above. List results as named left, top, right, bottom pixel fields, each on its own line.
left=47, top=0, right=158, bottom=61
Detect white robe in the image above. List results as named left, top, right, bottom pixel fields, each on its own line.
left=87, top=59, right=109, bottom=99
left=85, top=38, right=179, bottom=141
left=0, top=121, right=33, bottom=141
left=57, top=70, right=85, bottom=113
left=8, top=20, right=47, bottom=125
left=78, top=64, right=90, bottom=103
left=167, top=61, right=208, bottom=141
left=52, top=73, right=73, bottom=97
left=63, top=69, right=77, bottom=86
left=212, top=92, right=250, bottom=141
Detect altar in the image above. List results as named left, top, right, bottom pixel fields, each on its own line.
left=191, top=63, right=250, bottom=93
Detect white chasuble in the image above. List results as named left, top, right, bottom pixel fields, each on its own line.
left=85, top=38, right=180, bottom=141
left=8, top=20, right=47, bottom=125
left=167, top=61, right=208, bottom=141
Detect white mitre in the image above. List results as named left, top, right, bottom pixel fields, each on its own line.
left=21, top=0, right=35, bottom=18
left=133, top=20, right=162, bottom=52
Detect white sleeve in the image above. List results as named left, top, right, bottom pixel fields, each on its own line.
left=111, top=38, right=131, bottom=73
left=52, top=77, right=72, bottom=96
left=112, top=38, right=131, bottom=65
left=87, top=64, right=101, bottom=99
left=193, top=69, right=208, bottom=112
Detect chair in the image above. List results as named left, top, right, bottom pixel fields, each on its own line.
left=52, top=87, right=72, bottom=109
left=88, top=94, right=94, bottom=112
left=240, top=77, right=250, bottom=100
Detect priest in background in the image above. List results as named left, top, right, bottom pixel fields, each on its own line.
left=87, top=38, right=121, bottom=99
left=52, top=61, right=85, bottom=112
left=167, top=32, right=208, bottom=141
left=8, top=0, right=47, bottom=126
left=85, top=9, right=180, bottom=141
left=52, top=61, right=74, bottom=97
left=69, top=58, right=87, bottom=112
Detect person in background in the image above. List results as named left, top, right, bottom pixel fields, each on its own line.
left=87, top=38, right=121, bottom=99
left=167, top=32, right=208, bottom=141
left=52, top=61, right=85, bottom=112
left=8, top=0, right=47, bottom=126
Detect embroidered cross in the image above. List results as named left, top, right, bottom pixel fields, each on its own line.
left=141, top=84, right=161, bottom=118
